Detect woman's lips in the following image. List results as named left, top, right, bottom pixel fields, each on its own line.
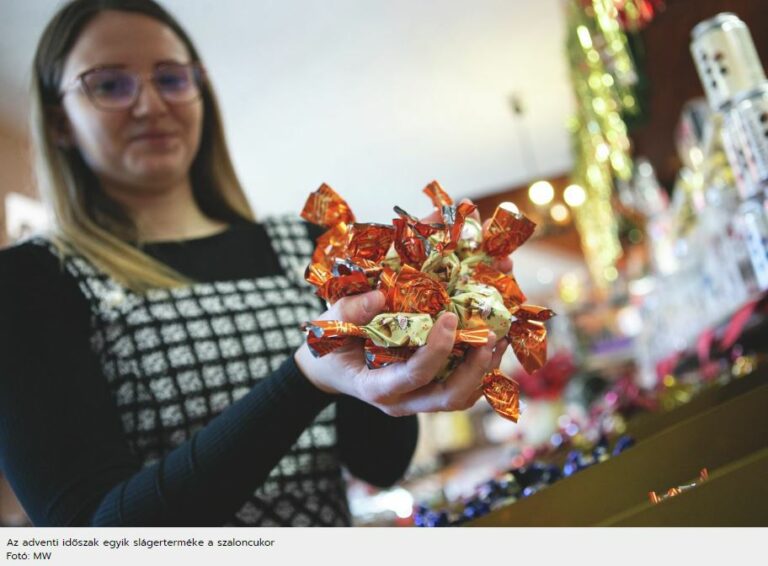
left=129, top=131, right=180, bottom=147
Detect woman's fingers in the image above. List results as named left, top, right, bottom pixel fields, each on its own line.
left=493, top=256, right=513, bottom=273
left=420, top=209, right=442, bottom=223
left=320, top=290, right=385, bottom=325
left=459, top=198, right=482, bottom=222
left=355, top=312, right=457, bottom=402
left=388, top=331, right=497, bottom=415
left=490, top=338, right=509, bottom=369
left=433, top=332, right=497, bottom=407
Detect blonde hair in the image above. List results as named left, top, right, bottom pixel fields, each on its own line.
left=31, top=0, right=255, bottom=293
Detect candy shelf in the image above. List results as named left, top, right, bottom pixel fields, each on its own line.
left=468, top=380, right=768, bottom=526
left=626, top=366, right=768, bottom=441
left=598, top=447, right=768, bottom=526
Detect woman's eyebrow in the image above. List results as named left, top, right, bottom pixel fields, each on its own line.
left=154, top=58, right=191, bottom=66
left=78, top=62, right=128, bottom=74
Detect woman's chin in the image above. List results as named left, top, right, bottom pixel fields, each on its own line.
left=127, top=160, right=190, bottom=187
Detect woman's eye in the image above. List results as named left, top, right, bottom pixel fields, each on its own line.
left=87, top=73, right=133, bottom=97
left=156, top=70, right=190, bottom=91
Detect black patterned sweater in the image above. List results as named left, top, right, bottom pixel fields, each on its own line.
left=0, top=216, right=418, bottom=526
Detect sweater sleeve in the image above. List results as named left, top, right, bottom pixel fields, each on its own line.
left=336, top=397, right=418, bottom=487
left=0, top=242, right=333, bottom=526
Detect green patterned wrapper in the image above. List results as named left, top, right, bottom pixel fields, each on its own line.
left=363, top=313, right=434, bottom=348
left=449, top=283, right=512, bottom=339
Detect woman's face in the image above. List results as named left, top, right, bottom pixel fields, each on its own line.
left=58, top=10, right=203, bottom=192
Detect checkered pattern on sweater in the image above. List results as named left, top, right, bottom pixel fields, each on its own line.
left=31, top=216, right=351, bottom=526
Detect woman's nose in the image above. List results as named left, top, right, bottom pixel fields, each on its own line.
left=131, top=81, right=169, bottom=117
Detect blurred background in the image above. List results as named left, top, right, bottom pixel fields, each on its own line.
left=2, top=0, right=767, bottom=527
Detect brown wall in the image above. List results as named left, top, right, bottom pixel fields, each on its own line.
left=0, top=119, right=36, bottom=248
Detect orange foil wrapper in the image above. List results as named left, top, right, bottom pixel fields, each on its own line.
left=483, top=204, right=536, bottom=257
left=516, top=304, right=556, bottom=322
left=442, top=201, right=477, bottom=254
left=305, top=263, right=371, bottom=304
left=482, top=369, right=521, bottom=422
left=389, top=265, right=451, bottom=315
left=393, top=218, right=431, bottom=267
left=332, top=258, right=382, bottom=279
left=365, top=341, right=417, bottom=369
left=472, top=263, right=526, bottom=307
left=423, top=180, right=454, bottom=208
left=378, top=266, right=398, bottom=295
left=301, top=183, right=356, bottom=228
left=346, top=223, right=395, bottom=264
left=304, top=320, right=367, bottom=357
left=508, top=319, right=548, bottom=374
left=312, top=222, right=350, bottom=267
left=649, top=469, right=709, bottom=504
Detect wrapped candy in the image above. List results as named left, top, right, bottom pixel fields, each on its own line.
left=300, top=181, right=555, bottom=421
left=649, top=469, right=709, bottom=504
left=449, top=283, right=512, bottom=339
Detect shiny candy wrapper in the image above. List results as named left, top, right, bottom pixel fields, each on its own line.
left=481, top=369, right=521, bottom=422
left=649, top=469, right=709, bottom=504
left=305, top=315, right=490, bottom=365
left=300, top=183, right=355, bottom=228
left=482, top=204, right=536, bottom=258
left=449, top=284, right=512, bottom=340
left=300, top=181, right=555, bottom=421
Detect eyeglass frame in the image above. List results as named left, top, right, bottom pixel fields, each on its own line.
left=58, top=61, right=207, bottom=111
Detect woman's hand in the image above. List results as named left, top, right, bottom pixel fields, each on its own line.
left=294, top=290, right=509, bottom=416
left=294, top=197, right=512, bottom=416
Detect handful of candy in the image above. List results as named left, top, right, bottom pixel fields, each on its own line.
left=300, top=181, right=555, bottom=421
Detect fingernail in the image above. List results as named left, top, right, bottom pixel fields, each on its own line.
left=440, top=312, right=458, bottom=333
left=363, top=291, right=384, bottom=314
left=487, top=331, right=498, bottom=347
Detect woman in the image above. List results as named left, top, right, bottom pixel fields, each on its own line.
left=0, top=0, right=507, bottom=526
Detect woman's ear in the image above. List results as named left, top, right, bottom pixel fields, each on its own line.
left=47, top=106, right=74, bottom=148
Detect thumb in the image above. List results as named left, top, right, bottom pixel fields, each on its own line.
left=323, top=290, right=386, bottom=325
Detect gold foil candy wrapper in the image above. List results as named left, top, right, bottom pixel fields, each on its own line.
left=483, top=203, right=536, bottom=257
left=456, top=217, right=483, bottom=260
left=301, top=183, right=356, bottom=228
left=364, top=313, right=434, bottom=348
left=482, top=369, right=521, bottom=422
left=366, top=327, right=490, bottom=371
left=450, top=284, right=512, bottom=340
left=303, top=313, right=433, bottom=356
left=421, top=250, right=461, bottom=292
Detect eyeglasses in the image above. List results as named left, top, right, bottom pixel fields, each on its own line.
left=59, top=62, right=205, bottom=111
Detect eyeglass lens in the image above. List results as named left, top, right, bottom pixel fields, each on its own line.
left=81, top=64, right=200, bottom=109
